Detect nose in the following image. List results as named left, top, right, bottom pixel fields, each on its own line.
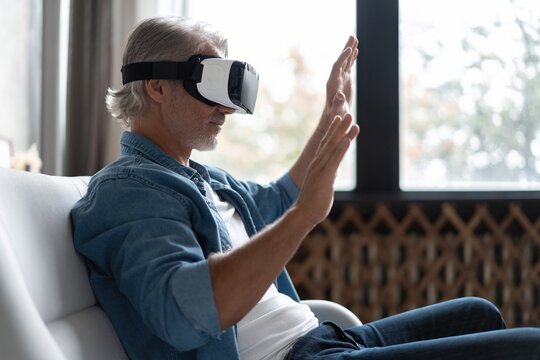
left=217, top=105, right=236, bottom=115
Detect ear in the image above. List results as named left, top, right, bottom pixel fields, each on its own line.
left=144, top=79, right=166, bottom=104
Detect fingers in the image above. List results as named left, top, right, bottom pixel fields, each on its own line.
left=332, top=47, right=353, bottom=75
left=331, top=113, right=359, bottom=145
left=323, top=114, right=359, bottom=173
left=344, top=115, right=360, bottom=142
left=341, top=35, right=357, bottom=56
left=342, top=35, right=358, bottom=72
left=334, top=36, right=358, bottom=73
left=345, top=35, right=358, bottom=49
left=346, top=46, right=358, bottom=72
left=317, top=114, right=345, bottom=154
left=318, top=113, right=359, bottom=158
left=309, top=119, right=358, bottom=185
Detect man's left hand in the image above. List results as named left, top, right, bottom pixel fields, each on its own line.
left=324, top=35, right=358, bottom=121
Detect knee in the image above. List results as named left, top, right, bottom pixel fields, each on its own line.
left=462, top=297, right=506, bottom=328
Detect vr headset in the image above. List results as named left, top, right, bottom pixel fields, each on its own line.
left=121, top=55, right=259, bottom=114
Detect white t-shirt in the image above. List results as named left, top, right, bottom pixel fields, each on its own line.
left=203, top=181, right=318, bottom=360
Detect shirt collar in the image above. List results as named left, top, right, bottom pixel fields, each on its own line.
left=120, top=131, right=210, bottom=183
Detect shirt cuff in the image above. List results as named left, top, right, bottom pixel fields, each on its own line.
left=171, top=259, right=222, bottom=337
left=278, top=173, right=300, bottom=203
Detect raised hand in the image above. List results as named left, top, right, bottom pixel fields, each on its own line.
left=294, top=113, right=360, bottom=226
left=288, top=36, right=359, bottom=190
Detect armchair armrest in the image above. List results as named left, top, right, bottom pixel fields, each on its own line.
left=302, top=299, right=362, bottom=329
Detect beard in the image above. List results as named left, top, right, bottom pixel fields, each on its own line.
left=182, top=112, right=225, bottom=152
left=188, top=132, right=218, bottom=152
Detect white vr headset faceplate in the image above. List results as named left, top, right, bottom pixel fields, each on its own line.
left=197, top=58, right=247, bottom=114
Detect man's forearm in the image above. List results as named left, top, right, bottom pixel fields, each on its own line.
left=209, top=205, right=316, bottom=330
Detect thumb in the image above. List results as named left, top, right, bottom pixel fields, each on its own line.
left=331, top=91, right=349, bottom=115
left=332, top=91, right=346, bottom=107
left=331, top=91, right=349, bottom=116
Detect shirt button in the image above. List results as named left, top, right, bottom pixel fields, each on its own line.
left=223, top=244, right=232, bottom=251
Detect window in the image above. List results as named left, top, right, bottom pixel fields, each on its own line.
left=186, top=0, right=357, bottom=190
left=355, top=0, right=540, bottom=198
left=400, top=0, right=540, bottom=191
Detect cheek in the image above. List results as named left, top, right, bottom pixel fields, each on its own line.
left=188, top=96, right=216, bottom=113
left=168, top=90, right=218, bottom=121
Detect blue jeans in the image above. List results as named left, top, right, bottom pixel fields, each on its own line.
left=286, top=297, right=540, bottom=359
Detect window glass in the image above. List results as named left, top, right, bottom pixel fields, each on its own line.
left=400, top=0, right=540, bottom=190
left=187, top=0, right=357, bottom=189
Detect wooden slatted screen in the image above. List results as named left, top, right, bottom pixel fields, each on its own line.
left=288, top=202, right=540, bottom=327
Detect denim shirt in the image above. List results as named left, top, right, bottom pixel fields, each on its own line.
left=71, top=131, right=301, bottom=360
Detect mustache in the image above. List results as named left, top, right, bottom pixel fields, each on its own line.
left=209, top=113, right=226, bottom=124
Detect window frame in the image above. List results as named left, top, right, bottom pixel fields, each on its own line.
left=337, top=0, right=540, bottom=202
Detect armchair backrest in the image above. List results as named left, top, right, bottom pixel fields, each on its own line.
left=0, top=168, right=127, bottom=359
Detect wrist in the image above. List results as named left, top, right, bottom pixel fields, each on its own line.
left=286, top=205, right=319, bottom=235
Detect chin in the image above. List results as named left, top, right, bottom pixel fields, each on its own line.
left=194, top=140, right=218, bottom=152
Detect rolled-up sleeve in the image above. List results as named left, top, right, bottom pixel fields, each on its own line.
left=275, top=172, right=300, bottom=202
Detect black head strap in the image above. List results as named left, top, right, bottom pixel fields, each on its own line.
left=121, top=61, right=202, bottom=85
left=120, top=55, right=221, bottom=107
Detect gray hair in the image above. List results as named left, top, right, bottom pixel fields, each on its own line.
left=106, top=17, right=228, bottom=127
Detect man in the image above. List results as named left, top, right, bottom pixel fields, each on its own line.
left=72, top=16, right=540, bottom=360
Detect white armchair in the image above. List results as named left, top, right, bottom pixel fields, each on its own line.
left=0, top=168, right=360, bottom=359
